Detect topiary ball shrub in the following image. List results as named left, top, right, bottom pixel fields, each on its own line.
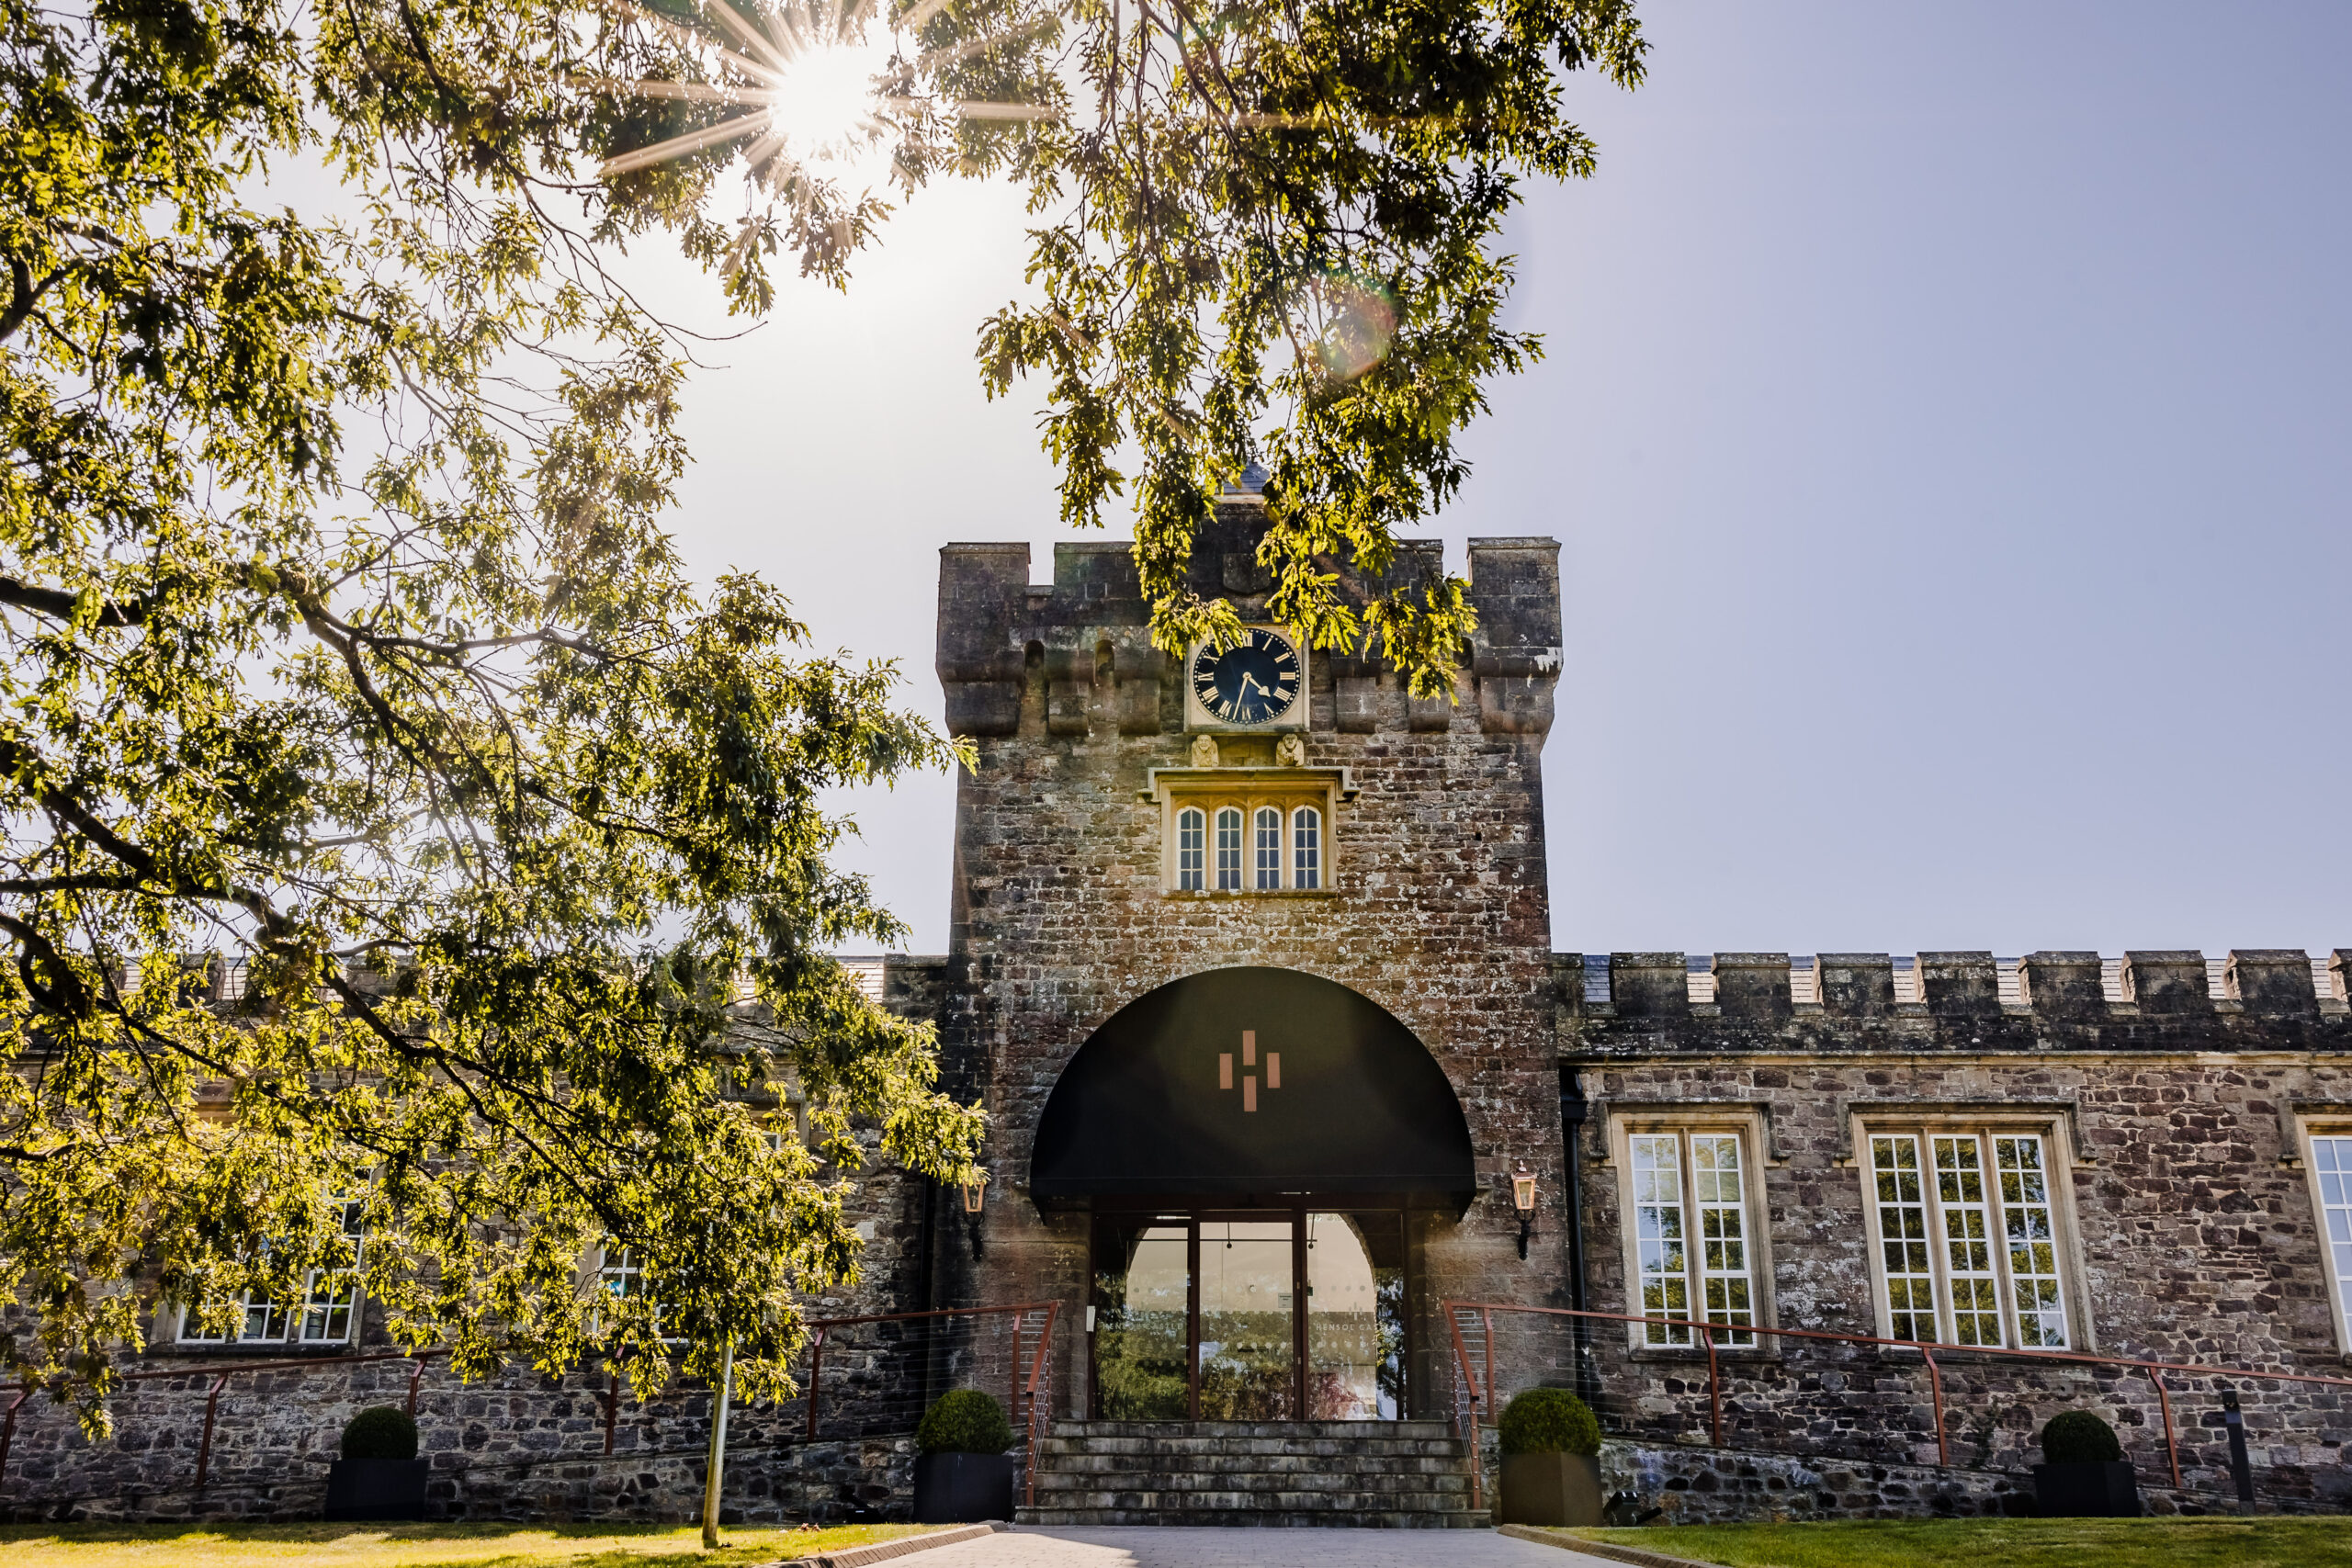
left=2040, top=1409, right=2124, bottom=1464
left=1498, top=1388, right=1600, bottom=1457
left=341, top=1404, right=420, bottom=1461
left=916, top=1390, right=1014, bottom=1456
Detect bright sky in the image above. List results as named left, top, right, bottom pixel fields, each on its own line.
left=646, top=1, right=2352, bottom=960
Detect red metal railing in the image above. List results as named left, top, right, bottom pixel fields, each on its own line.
left=3, top=1303, right=1061, bottom=1506
left=800, top=1301, right=1059, bottom=1506
left=1444, top=1300, right=2352, bottom=1506
left=0, top=1349, right=439, bottom=1494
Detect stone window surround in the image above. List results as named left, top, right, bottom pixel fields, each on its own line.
left=1141, top=766, right=1356, bottom=897
left=1849, top=1105, right=2097, bottom=1357
left=1601, top=1104, right=1781, bottom=1359
left=2289, top=1106, right=2352, bottom=1359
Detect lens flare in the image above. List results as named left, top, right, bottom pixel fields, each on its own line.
left=1312, top=275, right=1396, bottom=382
left=763, top=28, right=895, bottom=171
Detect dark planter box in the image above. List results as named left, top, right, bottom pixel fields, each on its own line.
left=1498, top=1451, right=1604, bottom=1527
left=913, top=1451, right=1014, bottom=1524
left=324, top=1457, right=429, bottom=1522
left=2033, top=1461, right=2142, bottom=1517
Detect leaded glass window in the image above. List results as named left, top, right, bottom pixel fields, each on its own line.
left=1177, top=807, right=1205, bottom=891
left=1292, top=807, right=1321, bottom=889
left=2313, top=1136, right=2352, bottom=1351
left=1215, top=807, right=1243, bottom=891
left=1869, top=1128, right=2072, bottom=1349
left=1254, top=807, right=1283, bottom=889
left=1628, top=1130, right=1758, bottom=1348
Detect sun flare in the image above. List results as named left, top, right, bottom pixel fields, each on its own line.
left=763, top=29, right=896, bottom=166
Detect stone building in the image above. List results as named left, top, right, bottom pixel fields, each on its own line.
left=6, top=492, right=2351, bottom=1525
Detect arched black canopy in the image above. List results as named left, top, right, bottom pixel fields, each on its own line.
left=1028, top=966, right=1476, bottom=1209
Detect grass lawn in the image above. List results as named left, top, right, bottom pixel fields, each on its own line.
left=1544, top=1517, right=2352, bottom=1567
left=0, top=1521, right=940, bottom=1568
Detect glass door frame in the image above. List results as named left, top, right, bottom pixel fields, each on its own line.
left=1087, top=1200, right=1415, bottom=1422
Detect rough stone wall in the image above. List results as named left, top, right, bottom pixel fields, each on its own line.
left=935, top=510, right=1569, bottom=1419
left=0, top=976, right=960, bottom=1526
left=1590, top=1438, right=2225, bottom=1523
left=1550, top=949, right=2352, bottom=1514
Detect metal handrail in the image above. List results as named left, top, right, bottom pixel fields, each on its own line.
left=1021, top=1302, right=1059, bottom=1509
left=0, top=1349, right=443, bottom=1491
left=800, top=1300, right=1062, bottom=1442
left=1443, top=1299, right=2352, bottom=1495
left=4, top=1301, right=1065, bottom=1500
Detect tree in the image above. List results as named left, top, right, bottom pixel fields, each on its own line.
left=0, top=0, right=1639, bottom=1427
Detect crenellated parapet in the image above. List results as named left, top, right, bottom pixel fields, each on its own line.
left=934, top=513, right=1563, bottom=739
left=1563, top=946, right=2352, bottom=1053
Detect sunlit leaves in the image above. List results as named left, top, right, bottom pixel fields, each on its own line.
left=0, top=0, right=982, bottom=1432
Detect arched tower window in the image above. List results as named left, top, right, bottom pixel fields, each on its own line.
left=1177, top=807, right=1206, bottom=891
left=1292, top=807, right=1322, bottom=890
left=1215, top=807, right=1244, bottom=891
left=1254, top=807, right=1283, bottom=889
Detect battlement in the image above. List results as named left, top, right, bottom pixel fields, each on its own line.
left=1566, top=948, right=2352, bottom=1024
left=935, top=512, right=1563, bottom=738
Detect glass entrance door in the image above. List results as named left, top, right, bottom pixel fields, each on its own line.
left=1090, top=1207, right=1409, bottom=1420
left=1198, top=1219, right=1295, bottom=1418
left=1091, top=1218, right=1192, bottom=1420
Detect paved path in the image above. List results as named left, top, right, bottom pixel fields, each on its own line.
left=887, top=1526, right=1630, bottom=1568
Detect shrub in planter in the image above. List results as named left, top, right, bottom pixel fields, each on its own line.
left=912, top=1391, right=1015, bottom=1524
left=324, top=1406, right=428, bottom=1523
left=1497, top=1388, right=1604, bottom=1528
left=2033, top=1410, right=2140, bottom=1517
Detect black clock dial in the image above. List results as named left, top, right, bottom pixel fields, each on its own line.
left=1190, top=628, right=1302, bottom=725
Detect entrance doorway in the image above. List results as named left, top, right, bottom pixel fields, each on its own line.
left=1090, top=1208, right=1409, bottom=1421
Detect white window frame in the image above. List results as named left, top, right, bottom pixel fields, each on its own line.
left=592, top=1244, right=684, bottom=1344
left=1153, top=779, right=1342, bottom=895
left=1606, top=1111, right=1772, bottom=1353
left=1291, top=807, right=1321, bottom=890
left=2295, top=1116, right=2352, bottom=1358
left=177, top=1197, right=366, bottom=1347
left=297, top=1197, right=368, bottom=1343
left=1857, top=1118, right=2084, bottom=1351
left=1214, top=807, right=1244, bottom=891
left=1176, top=807, right=1205, bottom=891
left=1253, top=807, right=1283, bottom=890
left=178, top=1291, right=291, bottom=1346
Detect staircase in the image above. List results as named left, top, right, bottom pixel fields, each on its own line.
left=1017, top=1419, right=1488, bottom=1528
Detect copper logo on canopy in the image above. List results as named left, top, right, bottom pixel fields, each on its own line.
left=1218, top=1030, right=1282, bottom=1111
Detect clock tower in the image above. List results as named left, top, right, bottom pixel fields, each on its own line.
left=931, top=490, right=1566, bottom=1425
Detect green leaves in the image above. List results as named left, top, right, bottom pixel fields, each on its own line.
left=943, top=0, right=1645, bottom=694
left=0, top=0, right=1636, bottom=1428
left=0, top=0, right=982, bottom=1430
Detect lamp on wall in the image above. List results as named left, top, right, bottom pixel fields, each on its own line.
left=960, top=1173, right=988, bottom=1259
left=1510, top=1165, right=1538, bottom=1260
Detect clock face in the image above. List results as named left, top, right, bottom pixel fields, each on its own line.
left=1190, top=627, right=1303, bottom=726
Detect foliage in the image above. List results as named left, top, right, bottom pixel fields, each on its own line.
left=0, top=0, right=989, bottom=1435
left=914, top=1388, right=1014, bottom=1453
left=0, top=1520, right=941, bottom=1568
left=1558, top=1517, right=2352, bottom=1568
left=1498, top=1386, right=1600, bottom=1455
left=0, top=0, right=1642, bottom=1433
left=956, top=0, right=1647, bottom=692
left=2040, top=1409, right=2125, bottom=1464
left=339, top=1404, right=420, bottom=1461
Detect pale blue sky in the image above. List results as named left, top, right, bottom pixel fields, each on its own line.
left=652, top=2, right=2352, bottom=959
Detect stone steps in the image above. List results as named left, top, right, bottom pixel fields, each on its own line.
left=1015, top=1419, right=1488, bottom=1529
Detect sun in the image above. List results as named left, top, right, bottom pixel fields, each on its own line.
left=763, top=28, right=896, bottom=167
left=593, top=0, right=1063, bottom=190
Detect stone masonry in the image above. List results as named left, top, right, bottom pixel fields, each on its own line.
left=6, top=511, right=2350, bottom=1524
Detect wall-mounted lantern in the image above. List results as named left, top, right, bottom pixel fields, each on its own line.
left=1510, top=1165, right=1538, bottom=1260
left=960, top=1173, right=988, bottom=1259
